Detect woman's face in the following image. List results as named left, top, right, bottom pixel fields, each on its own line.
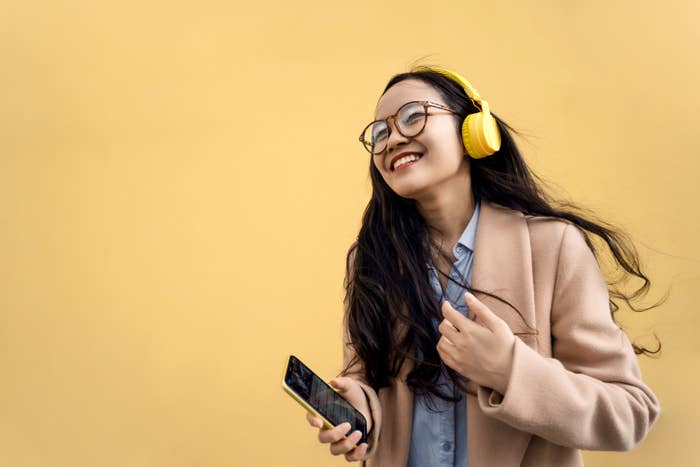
left=372, top=79, right=469, bottom=200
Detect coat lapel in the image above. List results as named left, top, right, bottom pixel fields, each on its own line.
left=467, top=200, right=537, bottom=466
left=471, top=200, right=538, bottom=347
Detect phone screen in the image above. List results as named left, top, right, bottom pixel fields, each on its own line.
left=284, top=355, right=367, bottom=443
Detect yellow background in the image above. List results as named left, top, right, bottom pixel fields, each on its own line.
left=1, top=1, right=698, bottom=466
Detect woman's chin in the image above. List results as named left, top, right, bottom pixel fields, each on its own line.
left=383, top=171, right=439, bottom=200
left=390, top=183, right=429, bottom=200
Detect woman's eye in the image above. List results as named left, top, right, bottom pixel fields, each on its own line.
left=373, top=129, right=388, bottom=141
left=406, top=112, right=425, bottom=121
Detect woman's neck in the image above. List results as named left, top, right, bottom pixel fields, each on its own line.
left=416, top=174, right=475, bottom=246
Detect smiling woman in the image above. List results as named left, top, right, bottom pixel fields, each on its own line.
left=366, top=80, right=471, bottom=202
left=305, top=65, right=663, bottom=467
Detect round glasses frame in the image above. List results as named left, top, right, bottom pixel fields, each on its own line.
left=358, top=100, right=460, bottom=155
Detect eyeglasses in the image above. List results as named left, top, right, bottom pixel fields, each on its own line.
left=358, top=100, right=459, bottom=155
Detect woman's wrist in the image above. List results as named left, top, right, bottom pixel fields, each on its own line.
left=493, top=337, right=516, bottom=395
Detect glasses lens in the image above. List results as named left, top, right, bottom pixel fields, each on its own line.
left=362, top=121, right=387, bottom=154
left=396, top=102, right=427, bottom=138
left=361, top=102, right=428, bottom=154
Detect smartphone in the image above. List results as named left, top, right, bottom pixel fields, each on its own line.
left=282, top=354, right=368, bottom=444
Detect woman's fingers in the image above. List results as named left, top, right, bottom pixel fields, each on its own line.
left=308, top=415, right=366, bottom=460
left=318, top=421, right=353, bottom=444
left=465, top=292, right=512, bottom=335
left=306, top=412, right=322, bottom=428
left=344, top=442, right=369, bottom=461
left=329, top=428, right=364, bottom=455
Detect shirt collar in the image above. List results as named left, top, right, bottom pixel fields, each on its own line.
left=456, top=200, right=480, bottom=252
left=424, top=200, right=481, bottom=271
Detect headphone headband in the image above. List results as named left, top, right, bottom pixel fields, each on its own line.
left=427, top=66, right=482, bottom=103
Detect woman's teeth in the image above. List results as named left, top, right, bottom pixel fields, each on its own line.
left=393, top=154, right=422, bottom=170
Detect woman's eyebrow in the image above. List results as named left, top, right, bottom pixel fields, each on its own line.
left=374, top=102, right=405, bottom=121
left=373, top=108, right=389, bottom=121
left=374, top=101, right=400, bottom=121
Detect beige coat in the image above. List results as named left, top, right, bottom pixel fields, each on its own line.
left=340, top=200, right=660, bottom=467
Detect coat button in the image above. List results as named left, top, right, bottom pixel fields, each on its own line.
left=441, top=441, right=451, bottom=451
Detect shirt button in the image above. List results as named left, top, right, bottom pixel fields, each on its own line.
left=441, top=441, right=451, bottom=452
left=455, top=246, right=465, bottom=256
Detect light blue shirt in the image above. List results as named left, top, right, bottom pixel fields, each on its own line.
left=407, top=201, right=480, bottom=467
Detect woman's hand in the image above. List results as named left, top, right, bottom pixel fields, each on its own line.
left=305, top=377, right=371, bottom=462
left=437, top=292, right=516, bottom=394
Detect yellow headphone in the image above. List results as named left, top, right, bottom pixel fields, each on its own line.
left=424, top=67, right=501, bottom=159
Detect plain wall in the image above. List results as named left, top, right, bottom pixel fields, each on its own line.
left=1, top=1, right=698, bottom=466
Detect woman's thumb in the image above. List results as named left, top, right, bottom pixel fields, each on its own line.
left=330, top=377, right=346, bottom=390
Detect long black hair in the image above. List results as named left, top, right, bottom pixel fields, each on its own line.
left=341, top=66, right=663, bottom=410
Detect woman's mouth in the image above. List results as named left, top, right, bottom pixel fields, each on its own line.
left=391, top=153, right=423, bottom=171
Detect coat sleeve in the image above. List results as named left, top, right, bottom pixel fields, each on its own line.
left=336, top=246, right=383, bottom=461
left=476, top=223, right=661, bottom=451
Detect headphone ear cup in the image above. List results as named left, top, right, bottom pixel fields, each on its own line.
left=462, top=112, right=501, bottom=159
left=461, top=117, right=477, bottom=158
left=426, top=66, right=502, bottom=157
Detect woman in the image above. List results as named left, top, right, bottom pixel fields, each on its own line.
left=305, top=66, right=661, bottom=466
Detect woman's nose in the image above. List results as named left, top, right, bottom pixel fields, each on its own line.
left=384, top=118, right=410, bottom=154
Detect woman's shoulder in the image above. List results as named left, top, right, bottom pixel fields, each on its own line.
left=483, top=200, right=571, bottom=235
left=525, top=215, right=594, bottom=267
left=525, top=214, right=572, bottom=239
left=483, top=200, right=588, bottom=252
